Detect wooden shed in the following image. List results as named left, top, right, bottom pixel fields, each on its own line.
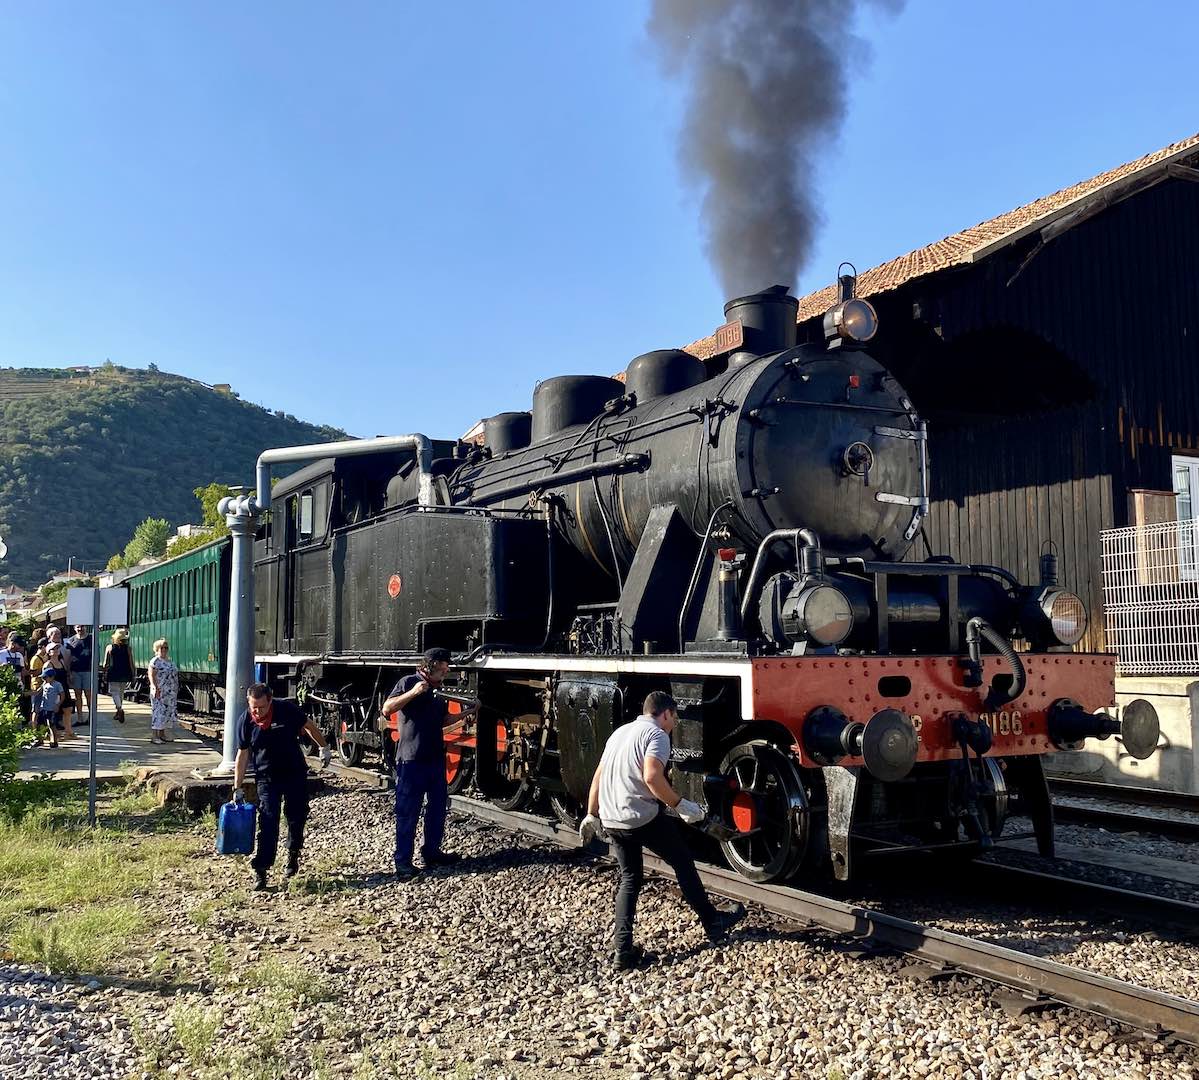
left=688, top=133, right=1199, bottom=651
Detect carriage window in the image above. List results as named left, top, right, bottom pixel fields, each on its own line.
left=299, top=492, right=314, bottom=541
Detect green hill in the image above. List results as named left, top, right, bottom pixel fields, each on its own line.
left=0, top=364, right=346, bottom=589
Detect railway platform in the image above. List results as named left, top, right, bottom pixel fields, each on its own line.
left=16, top=700, right=221, bottom=780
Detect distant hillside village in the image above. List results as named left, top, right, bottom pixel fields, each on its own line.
left=0, top=361, right=236, bottom=403
left=0, top=522, right=215, bottom=619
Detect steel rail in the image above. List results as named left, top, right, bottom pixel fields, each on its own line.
left=1048, top=776, right=1199, bottom=813
left=448, top=795, right=1199, bottom=1046
left=1051, top=803, right=1199, bottom=844
left=966, top=860, right=1199, bottom=937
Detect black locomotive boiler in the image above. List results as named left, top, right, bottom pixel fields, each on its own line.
left=254, top=283, right=1159, bottom=883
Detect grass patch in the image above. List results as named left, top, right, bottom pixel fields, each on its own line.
left=0, top=778, right=202, bottom=975
left=142, top=1000, right=293, bottom=1080
left=8, top=903, right=144, bottom=974
left=243, top=956, right=336, bottom=1005
left=172, top=1003, right=224, bottom=1068
left=207, top=942, right=231, bottom=977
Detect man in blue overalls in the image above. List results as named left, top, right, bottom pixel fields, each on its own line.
left=383, top=648, right=477, bottom=880
left=233, top=682, right=331, bottom=891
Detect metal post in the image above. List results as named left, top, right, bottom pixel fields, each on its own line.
left=214, top=508, right=256, bottom=774
left=88, top=588, right=99, bottom=827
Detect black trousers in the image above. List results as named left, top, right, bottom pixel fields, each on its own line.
left=252, top=775, right=309, bottom=872
left=607, top=809, right=719, bottom=955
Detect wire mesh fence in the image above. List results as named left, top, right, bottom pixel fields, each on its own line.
left=1102, top=519, right=1199, bottom=675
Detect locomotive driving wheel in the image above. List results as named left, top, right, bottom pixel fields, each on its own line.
left=486, top=714, right=534, bottom=812
left=548, top=792, right=583, bottom=826
left=716, top=740, right=810, bottom=883
left=444, top=703, right=475, bottom=796
left=336, top=715, right=364, bottom=768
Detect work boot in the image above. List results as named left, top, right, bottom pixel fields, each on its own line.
left=253, top=868, right=268, bottom=892
left=285, top=851, right=301, bottom=880
left=422, top=850, right=462, bottom=868
left=704, top=902, right=747, bottom=944
left=393, top=863, right=420, bottom=882
left=114, top=708, right=125, bottom=724
left=612, top=945, right=652, bottom=972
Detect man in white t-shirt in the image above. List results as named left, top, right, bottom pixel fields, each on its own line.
left=581, top=690, right=745, bottom=970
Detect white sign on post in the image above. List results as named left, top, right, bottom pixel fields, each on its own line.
left=66, top=587, right=129, bottom=627
left=65, top=588, right=130, bottom=826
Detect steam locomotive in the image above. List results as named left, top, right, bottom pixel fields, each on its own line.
left=249, top=281, right=1160, bottom=883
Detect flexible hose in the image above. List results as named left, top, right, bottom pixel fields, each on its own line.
left=966, top=616, right=1026, bottom=708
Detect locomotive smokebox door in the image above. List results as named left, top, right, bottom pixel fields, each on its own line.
left=554, top=676, right=620, bottom=800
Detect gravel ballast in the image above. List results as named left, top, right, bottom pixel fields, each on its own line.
left=4, top=778, right=1198, bottom=1079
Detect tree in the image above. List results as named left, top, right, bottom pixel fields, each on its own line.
left=194, top=483, right=235, bottom=531
left=123, top=517, right=171, bottom=565
left=106, top=553, right=126, bottom=572
left=165, top=483, right=234, bottom=556
left=39, top=577, right=96, bottom=607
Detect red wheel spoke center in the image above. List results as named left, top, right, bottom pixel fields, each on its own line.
left=731, top=791, right=758, bottom=833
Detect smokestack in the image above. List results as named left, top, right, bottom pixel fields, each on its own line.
left=724, top=285, right=799, bottom=356
left=649, top=0, right=903, bottom=297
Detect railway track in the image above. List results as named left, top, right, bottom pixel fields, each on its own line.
left=443, top=795, right=1199, bottom=1047
left=1047, top=777, right=1199, bottom=843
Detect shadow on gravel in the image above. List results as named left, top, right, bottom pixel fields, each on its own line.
left=84, top=972, right=208, bottom=997
left=296, top=844, right=586, bottom=895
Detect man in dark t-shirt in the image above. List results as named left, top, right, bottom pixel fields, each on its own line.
left=233, top=682, right=331, bottom=891
left=383, top=647, right=477, bottom=879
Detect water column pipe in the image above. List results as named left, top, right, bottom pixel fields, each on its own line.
left=211, top=434, right=436, bottom=774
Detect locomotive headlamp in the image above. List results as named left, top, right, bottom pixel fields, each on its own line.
left=1027, top=587, right=1088, bottom=646
left=787, top=582, right=854, bottom=646
left=823, top=298, right=879, bottom=346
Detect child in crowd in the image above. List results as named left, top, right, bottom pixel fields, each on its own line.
left=29, top=638, right=47, bottom=691
left=34, top=668, right=63, bottom=748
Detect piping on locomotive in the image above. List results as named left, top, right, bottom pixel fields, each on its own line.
left=234, top=278, right=1161, bottom=883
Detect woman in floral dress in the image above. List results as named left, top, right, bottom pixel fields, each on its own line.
left=148, top=638, right=179, bottom=744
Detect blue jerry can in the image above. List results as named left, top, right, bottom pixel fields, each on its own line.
left=216, top=800, right=257, bottom=856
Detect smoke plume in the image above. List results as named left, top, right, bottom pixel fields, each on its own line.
left=649, top=0, right=901, bottom=298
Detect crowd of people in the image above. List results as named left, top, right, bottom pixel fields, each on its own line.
left=0, top=624, right=179, bottom=745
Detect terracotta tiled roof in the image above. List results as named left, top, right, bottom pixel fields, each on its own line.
left=792, top=132, right=1199, bottom=322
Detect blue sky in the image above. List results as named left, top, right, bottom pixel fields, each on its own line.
left=1, top=1, right=1196, bottom=442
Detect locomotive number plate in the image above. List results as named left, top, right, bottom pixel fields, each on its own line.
left=712, top=318, right=744, bottom=354
left=978, top=710, right=1023, bottom=736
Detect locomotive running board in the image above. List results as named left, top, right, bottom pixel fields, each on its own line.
left=448, top=795, right=1199, bottom=1046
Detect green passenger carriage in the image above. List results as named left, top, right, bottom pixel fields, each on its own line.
left=126, top=538, right=231, bottom=714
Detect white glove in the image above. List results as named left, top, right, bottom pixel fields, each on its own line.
left=675, top=798, right=705, bottom=825
left=578, top=813, right=603, bottom=844
left=319, top=746, right=332, bottom=767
